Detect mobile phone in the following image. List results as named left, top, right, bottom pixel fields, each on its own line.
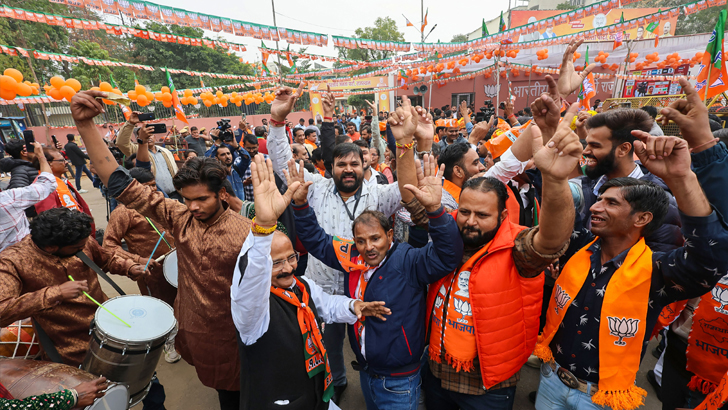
left=151, top=124, right=167, bottom=134
left=138, top=113, right=155, bottom=121
left=23, top=130, right=35, bottom=153
left=51, top=135, right=58, bottom=147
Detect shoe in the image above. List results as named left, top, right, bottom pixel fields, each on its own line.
left=652, top=345, right=664, bottom=359
left=529, top=391, right=538, bottom=404
left=78, top=189, right=88, bottom=193
left=646, top=370, right=662, bottom=402
left=526, top=354, right=541, bottom=369
left=332, top=382, right=347, bottom=405
left=163, top=342, right=181, bottom=364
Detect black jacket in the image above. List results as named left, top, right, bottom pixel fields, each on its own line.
left=64, top=142, right=88, bottom=167
left=0, top=157, right=39, bottom=217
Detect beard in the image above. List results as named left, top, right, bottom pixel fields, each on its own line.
left=460, top=217, right=502, bottom=248
left=584, top=148, right=616, bottom=180
left=334, top=171, right=362, bottom=194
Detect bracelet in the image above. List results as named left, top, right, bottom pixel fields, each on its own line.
left=323, top=116, right=333, bottom=121
left=69, top=389, right=79, bottom=406
left=690, top=137, right=719, bottom=153
left=416, top=149, right=432, bottom=158
left=251, top=217, right=277, bottom=235
left=269, top=119, right=285, bottom=127
left=395, top=141, right=415, bottom=158
left=508, top=114, right=516, bottom=120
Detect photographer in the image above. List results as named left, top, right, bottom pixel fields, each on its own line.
left=206, top=119, right=254, bottom=201
left=116, top=112, right=180, bottom=201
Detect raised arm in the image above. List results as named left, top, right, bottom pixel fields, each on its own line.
left=268, top=84, right=305, bottom=180
left=366, top=98, right=386, bottom=165
left=5, top=142, right=57, bottom=207
left=135, top=124, right=154, bottom=164
left=114, top=112, right=141, bottom=157
left=390, top=96, right=420, bottom=203
left=531, top=103, right=581, bottom=254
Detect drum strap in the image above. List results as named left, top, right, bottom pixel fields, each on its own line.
left=32, top=320, right=63, bottom=364
left=75, top=251, right=127, bottom=296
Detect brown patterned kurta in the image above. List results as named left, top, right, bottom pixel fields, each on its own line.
left=116, top=179, right=251, bottom=391
left=103, top=204, right=178, bottom=307
left=0, top=236, right=137, bottom=366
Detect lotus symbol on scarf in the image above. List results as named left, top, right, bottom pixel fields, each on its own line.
left=553, top=285, right=571, bottom=314
left=453, top=298, right=472, bottom=323
left=607, top=317, right=639, bottom=346
left=712, top=286, right=728, bottom=314
left=434, top=295, right=443, bottom=309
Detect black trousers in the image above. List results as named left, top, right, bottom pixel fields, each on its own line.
left=217, top=389, right=240, bottom=410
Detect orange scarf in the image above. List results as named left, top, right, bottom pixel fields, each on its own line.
left=429, top=242, right=491, bottom=372
left=270, top=278, right=334, bottom=402
left=686, top=280, right=728, bottom=394
left=55, top=177, right=79, bottom=211
left=695, top=371, right=728, bottom=410
left=535, top=238, right=652, bottom=410
left=442, top=179, right=461, bottom=205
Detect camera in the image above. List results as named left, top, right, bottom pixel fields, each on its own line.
left=478, top=100, right=496, bottom=123
left=216, top=118, right=234, bottom=141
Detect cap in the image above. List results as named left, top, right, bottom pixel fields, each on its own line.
left=200, top=127, right=207, bottom=132
left=180, top=126, right=189, bottom=133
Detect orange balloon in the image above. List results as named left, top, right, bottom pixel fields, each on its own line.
left=161, top=86, right=170, bottom=94
left=102, top=98, right=115, bottom=105
left=184, top=89, right=193, bottom=97
left=112, top=88, right=122, bottom=95
left=145, top=91, right=154, bottom=101
left=59, top=85, right=75, bottom=100
left=137, top=94, right=149, bottom=106
left=0, top=75, right=16, bottom=91
left=0, top=89, right=16, bottom=100
left=204, top=99, right=212, bottom=107
left=162, top=92, right=172, bottom=102
left=31, top=86, right=39, bottom=95
left=235, top=101, right=242, bottom=107
left=3, top=68, right=23, bottom=83
left=155, top=92, right=164, bottom=101
left=65, top=79, right=82, bottom=92
left=50, top=76, right=65, bottom=89
left=128, top=90, right=138, bottom=100
left=14, top=83, right=31, bottom=97
left=163, top=100, right=172, bottom=108
left=48, top=88, right=62, bottom=100
left=134, top=84, right=145, bottom=95
left=191, top=97, right=198, bottom=105
left=221, top=100, right=228, bottom=107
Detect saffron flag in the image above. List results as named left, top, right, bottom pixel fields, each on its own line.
left=579, top=47, right=596, bottom=110
left=421, top=8, right=428, bottom=33
left=613, top=31, right=623, bottom=50
left=261, top=42, right=271, bottom=75
left=403, top=14, right=414, bottom=27
left=286, top=45, right=294, bottom=67
left=165, top=68, right=188, bottom=124
left=499, top=11, right=507, bottom=32
left=482, top=18, right=489, bottom=37
left=697, top=9, right=728, bottom=100
left=110, top=74, right=131, bottom=120
left=646, top=11, right=660, bottom=33
left=133, top=72, right=140, bottom=86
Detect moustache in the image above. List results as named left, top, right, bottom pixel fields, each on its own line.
left=276, top=270, right=294, bottom=279
left=342, top=172, right=356, bottom=179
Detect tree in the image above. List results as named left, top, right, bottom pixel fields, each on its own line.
left=556, top=2, right=575, bottom=9
left=347, top=94, right=374, bottom=112
left=68, top=41, right=112, bottom=88
left=336, top=17, right=405, bottom=62
left=450, top=34, right=469, bottom=43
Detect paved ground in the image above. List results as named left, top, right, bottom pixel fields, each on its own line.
left=64, top=174, right=663, bottom=410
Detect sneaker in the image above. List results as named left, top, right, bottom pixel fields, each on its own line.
left=78, top=189, right=89, bottom=193
left=526, top=354, right=541, bottom=369
left=164, top=342, right=181, bottom=363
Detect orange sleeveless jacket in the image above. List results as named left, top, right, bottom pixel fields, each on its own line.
left=427, top=214, right=545, bottom=389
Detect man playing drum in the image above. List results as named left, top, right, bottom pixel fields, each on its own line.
left=231, top=155, right=391, bottom=410
left=70, top=90, right=253, bottom=410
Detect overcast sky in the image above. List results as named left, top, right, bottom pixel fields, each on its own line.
left=106, top=0, right=519, bottom=67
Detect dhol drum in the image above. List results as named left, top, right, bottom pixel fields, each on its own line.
left=82, top=295, right=175, bottom=408
left=162, top=249, right=178, bottom=288
left=0, top=358, right=129, bottom=409
left=0, top=319, right=40, bottom=359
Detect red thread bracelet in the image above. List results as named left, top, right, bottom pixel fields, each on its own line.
left=269, top=119, right=285, bottom=127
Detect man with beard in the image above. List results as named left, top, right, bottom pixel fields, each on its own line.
left=580, top=108, right=683, bottom=252
left=437, top=119, right=468, bottom=151
left=216, top=145, right=245, bottom=200
left=266, top=86, right=421, bottom=403
left=423, top=106, right=582, bottom=410
left=353, top=140, right=387, bottom=185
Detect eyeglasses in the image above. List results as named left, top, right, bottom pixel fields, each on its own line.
left=272, top=252, right=299, bottom=273
left=50, top=159, right=67, bottom=163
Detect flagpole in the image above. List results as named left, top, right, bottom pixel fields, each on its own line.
left=23, top=54, right=50, bottom=142
left=271, top=0, right=283, bottom=85
left=705, top=64, right=713, bottom=102
left=495, top=55, right=501, bottom=114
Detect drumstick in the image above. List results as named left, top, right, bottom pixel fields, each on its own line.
left=68, top=275, right=132, bottom=328
left=155, top=248, right=176, bottom=263
left=143, top=232, right=165, bottom=273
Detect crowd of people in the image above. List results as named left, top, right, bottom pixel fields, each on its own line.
left=0, top=39, right=727, bottom=410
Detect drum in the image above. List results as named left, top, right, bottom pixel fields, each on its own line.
left=163, top=249, right=178, bottom=288
left=0, top=358, right=129, bottom=409
left=0, top=319, right=40, bottom=359
left=82, top=295, right=175, bottom=408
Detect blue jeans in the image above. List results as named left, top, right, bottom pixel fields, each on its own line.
left=322, top=322, right=347, bottom=386
left=75, top=165, right=93, bottom=190
left=360, top=370, right=421, bottom=410
left=422, top=363, right=516, bottom=410
left=535, top=362, right=607, bottom=410
left=141, top=374, right=166, bottom=410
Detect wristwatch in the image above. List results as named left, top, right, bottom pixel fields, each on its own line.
left=416, top=149, right=432, bottom=158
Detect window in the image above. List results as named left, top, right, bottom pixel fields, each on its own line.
left=451, top=93, right=475, bottom=109
left=396, top=95, right=422, bottom=107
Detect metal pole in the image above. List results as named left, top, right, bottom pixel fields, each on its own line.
left=23, top=55, right=51, bottom=142
left=428, top=74, right=433, bottom=109
left=421, top=0, right=424, bottom=43
left=271, top=0, right=283, bottom=84
left=495, top=55, right=501, bottom=115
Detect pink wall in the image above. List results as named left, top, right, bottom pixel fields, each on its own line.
left=30, top=111, right=314, bottom=145
left=395, top=68, right=616, bottom=113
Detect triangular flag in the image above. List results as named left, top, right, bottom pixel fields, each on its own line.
left=403, top=14, right=414, bottom=27
left=499, top=11, right=507, bottom=32
left=482, top=18, right=489, bottom=37
left=696, top=9, right=728, bottom=100
left=200, top=78, right=205, bottom=88
left=579, top=47, right=596, bottom=110
left=421, top=8, right=428, bottom=33
left=109, top=74, right=130, bottom=120
left=286, top=45, right=294, bottom=67
left=165, top=68, right=188, bottom=124
left=654, top=35, right=659, bottom=47
left=613, top=31, right=623, bottom=50
left=133, top=72, right=140, bottom=86
left=646, top=10, right=660, bottom=33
